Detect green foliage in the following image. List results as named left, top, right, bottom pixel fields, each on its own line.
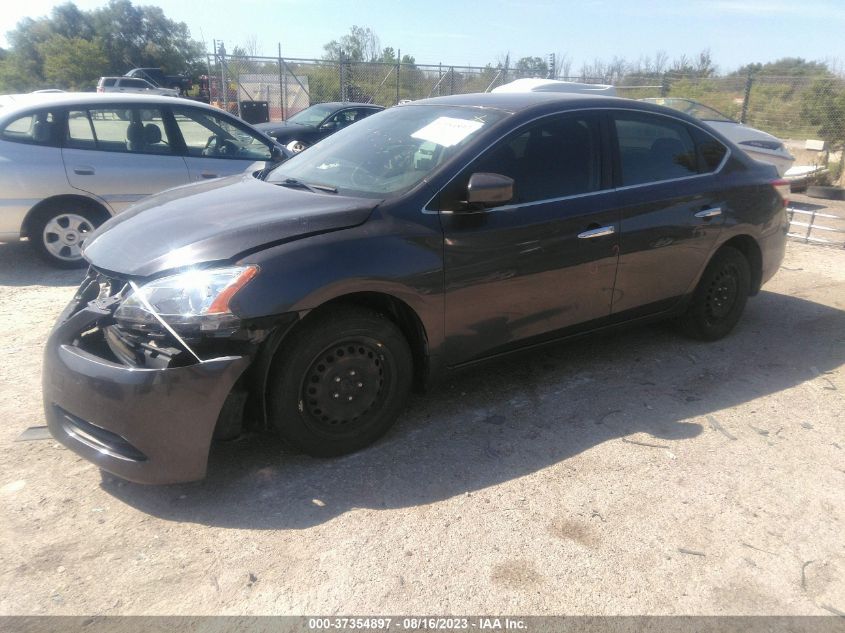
left=515, top=56, right=547, bottom=78
left=0, top=0, right=204, bottom=93
left=732, top=58, right=832, bottom=78
left=323, top=25, right=381, bottom=62
left=801, top=78, right=845, bottom=145
left=39, top=36, right=109, bottom=89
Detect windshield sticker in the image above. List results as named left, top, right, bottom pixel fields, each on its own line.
left=411, top=117, right=484, bottom=147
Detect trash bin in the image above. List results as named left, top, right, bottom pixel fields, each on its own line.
left=239, top=101, right=270, bottom=125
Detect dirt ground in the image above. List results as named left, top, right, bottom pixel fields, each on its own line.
left=0, top=233, right=843, bottom=616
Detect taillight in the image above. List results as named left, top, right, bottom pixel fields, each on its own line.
left=772, top=178, right=790, bottom=208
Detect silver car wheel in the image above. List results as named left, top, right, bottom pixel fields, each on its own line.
left=286, top=140, right=308, bottom=153
left=42, top=213, right=94, bottom=262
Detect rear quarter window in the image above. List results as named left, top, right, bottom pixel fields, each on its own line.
left=689, top=125, right=728, bottom=172
left=1, top=110, right=61, bottom=146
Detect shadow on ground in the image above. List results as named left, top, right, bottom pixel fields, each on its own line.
left=0, top=241, right=85, bottom=287
left=104, top=290, right=845, bottom=529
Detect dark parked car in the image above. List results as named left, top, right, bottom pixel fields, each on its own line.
left=254, top=102, right=384, bottom=153
left=44, top=92, right=789, bottom=484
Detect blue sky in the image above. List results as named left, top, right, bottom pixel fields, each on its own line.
left=2, top=0, right=844, bottom=73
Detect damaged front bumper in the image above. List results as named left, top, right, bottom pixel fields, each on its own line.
left=43, top=277, right=252, bottom=484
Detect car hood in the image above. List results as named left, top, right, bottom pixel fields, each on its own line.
left=254, top=120, right=310, bottom=135
left=82, top=174, right=379, bottom=278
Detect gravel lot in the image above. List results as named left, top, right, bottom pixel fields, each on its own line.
left=0, top=230, right=843, bottom=616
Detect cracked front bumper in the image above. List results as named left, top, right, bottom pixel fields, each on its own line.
left=43, top=301, right=251, bottom=484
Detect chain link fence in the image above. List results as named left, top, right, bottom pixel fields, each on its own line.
left=204, top=50, right=845, bottom=180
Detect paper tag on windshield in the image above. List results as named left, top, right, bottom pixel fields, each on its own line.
left=411, top=117, right=484, bottom=148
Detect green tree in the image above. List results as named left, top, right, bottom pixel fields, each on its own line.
left=0, top=0, right=204, bottom=92
left=801, top=78, right=845, bottom=145
left=39, top=35, right=108, bottom=89
left=323, top=25, right=381, bottom=62
left=732, top=58, right=831, bottom=78
left=514, top=56, right=547, bottom=78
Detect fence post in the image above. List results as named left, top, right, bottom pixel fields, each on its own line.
left=660, top=72, right=669, bottom=98
left=450, top=67, right=455, bottom=95
left=219, top=43, right=228, bottom=112
left=438, top=63, right=442, bottom=97
left=338, top=51, right=345, bottom=102
left=740, top=71, right=754, bottom=124
left=278, top=43, right=286, bottom=120
left=396, top=49, right=401, bottom=104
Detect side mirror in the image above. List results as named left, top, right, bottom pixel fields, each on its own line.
left=466, top=172, right=514, bottom=208
left=320, top=121, right=338, bottom=131
left=270, top=145, right=289, bottom=163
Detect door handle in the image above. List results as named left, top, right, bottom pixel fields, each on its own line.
left=200, top=172, right=219, bottom=179
left=73, top=166, right=95, bottom=175
left=577, top=225, right=615, bottom=239
left=695, top=207, right=722, bottom=218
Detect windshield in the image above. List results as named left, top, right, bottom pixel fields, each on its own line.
left=287, top=104, right=337, bottom=126
left=643, top=98, right=736, bottom=123
left=266, top=105, right=507, bottom=197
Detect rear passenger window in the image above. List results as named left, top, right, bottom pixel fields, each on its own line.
left=614, top=115, right=698, bottom=186
left=1, top=111, right=60, bottom=146
left=66, top=108, right=173, bottom=155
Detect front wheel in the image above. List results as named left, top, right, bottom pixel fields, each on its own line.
left=678, top=246, right=751, bottom=341
left=30, top=205, right=106, bottom=268
left=267, top=306, right=413, bottom=457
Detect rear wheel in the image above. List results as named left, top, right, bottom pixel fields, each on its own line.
left=678, top=246, right=751, bottom=341
left=267, top=306, right=413, bottom=457
left=30, top=203, right=107, bottom=268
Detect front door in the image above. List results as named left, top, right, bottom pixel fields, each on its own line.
left=438, top=113, right=620, bottom=365
left=168, top=105, right=274, bottom=181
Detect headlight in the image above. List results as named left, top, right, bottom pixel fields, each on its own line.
left=114, top=265, right=258, bottom=334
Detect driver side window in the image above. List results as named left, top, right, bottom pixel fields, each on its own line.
left=171, top=107, right=271, bottom=161
left=438, top=113, right=603, bottom=210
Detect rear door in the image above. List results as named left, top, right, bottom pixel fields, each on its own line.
left=610, top=112, right=728, bottom=315
left=62, top=105, right=190, bottom=213
left=439, top=112, right=620, bottom=365
left=168, top=105, right=274, bottom=181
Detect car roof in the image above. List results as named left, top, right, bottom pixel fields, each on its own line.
left=311, top=102, right=385, bottom=110
left=0, top=92, right=218, bottom=121
left=400, top=91, right=694, bottom=117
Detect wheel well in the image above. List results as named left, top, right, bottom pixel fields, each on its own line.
left=300, top=292, right=430, bottom=388
left=21, top=195, right=111, bottom=239
left=720, top=235, right=763, bottom=295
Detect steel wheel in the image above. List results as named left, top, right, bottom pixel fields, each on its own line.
left=703, top=264, right=740, bottom=325
left=42, top=213, right=94, bottom=262
left=301, top=339, right=390, bottom=434
left=679, top=246, right=751, bottom=341
left=268, top=305, right=413, bottom=457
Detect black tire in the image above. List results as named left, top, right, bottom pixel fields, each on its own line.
left=267, top=305, right=413, bottom=457
left=806, top=185, right=845, bottom=201
left=29, top=203, right=108, bottom=269
left=678, top=246, right=751, bottom=341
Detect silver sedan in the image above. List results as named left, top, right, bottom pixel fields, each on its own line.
left=0, top=92, right=284, bottom=267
